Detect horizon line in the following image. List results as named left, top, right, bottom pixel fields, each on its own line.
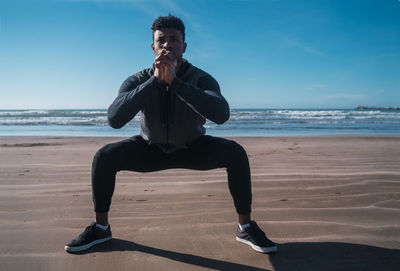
left=1, top=106, right=397, bottom=111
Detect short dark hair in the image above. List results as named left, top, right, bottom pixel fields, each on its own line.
left=151, top=14, right=185, bottom=41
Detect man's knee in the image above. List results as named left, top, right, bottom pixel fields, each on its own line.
left=223, top=139, right=249, bottom=162
left=225, top=139, right=246, bottom=153
left=93, top=144, right=115, bottom=167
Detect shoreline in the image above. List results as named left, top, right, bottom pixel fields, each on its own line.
left=1, top=134, right=400, bottom=147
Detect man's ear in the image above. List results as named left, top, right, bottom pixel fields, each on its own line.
left=151, top=43, right=155, bottom=54
left=183, top=42, right=187, bottom=53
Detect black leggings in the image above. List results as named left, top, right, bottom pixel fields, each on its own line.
left=91, top=135, right=252, bottom=214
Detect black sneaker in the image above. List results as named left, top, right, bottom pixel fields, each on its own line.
left=64, top=222, right=112, bottom=252
left=236, top=221, right=278, bottom=253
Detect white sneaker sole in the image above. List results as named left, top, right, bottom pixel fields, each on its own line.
left=64, top=236, right=112, bottom=252
left=236, top=236, right=278, bottom=253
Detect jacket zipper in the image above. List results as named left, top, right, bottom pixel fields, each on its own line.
left=165, top=86, right=170, bottom=149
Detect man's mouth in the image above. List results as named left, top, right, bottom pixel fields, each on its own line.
left=160, top=50, right=175, bottom=58
left=156, top=50, right=177, bottom=67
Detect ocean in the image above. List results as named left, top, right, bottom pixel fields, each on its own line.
left=0, top=109, right=399, bottom=137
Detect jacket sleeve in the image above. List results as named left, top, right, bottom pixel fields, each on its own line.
left=107, top=74, right=158, bottom=129
left=169, top=75, right=230, bottom=124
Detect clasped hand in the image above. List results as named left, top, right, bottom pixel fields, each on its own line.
left=154, top=50, right=177, bottom=85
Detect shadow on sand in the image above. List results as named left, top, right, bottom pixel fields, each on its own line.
left=269, top=242, right=400, bottom=271
left=69, top=239, right=400, bottom=271
left=71, top=238, right=270, bottom=271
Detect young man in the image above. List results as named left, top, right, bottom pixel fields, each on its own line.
left=65, top=15, right=277, bottom=254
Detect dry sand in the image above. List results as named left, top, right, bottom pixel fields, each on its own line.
left=0, top=135, right=399, bottom=271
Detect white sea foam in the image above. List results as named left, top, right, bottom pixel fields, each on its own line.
left=0, top=110, right=50, bottom=116
left=0, top=109, right=399, bottom=136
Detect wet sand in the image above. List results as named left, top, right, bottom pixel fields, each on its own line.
left=0, top=135, right=399, bottom=270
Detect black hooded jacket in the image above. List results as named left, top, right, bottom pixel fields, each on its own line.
left=107, top=59, right=230, bottom=152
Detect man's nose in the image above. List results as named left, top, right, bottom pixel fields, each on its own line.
left=162, top=41, right=172, bottom=49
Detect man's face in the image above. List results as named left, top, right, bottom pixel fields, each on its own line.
left=152, top=27, right=187, bottom=63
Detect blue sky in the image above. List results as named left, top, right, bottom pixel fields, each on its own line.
left=0, top=0, right=399, bottom=109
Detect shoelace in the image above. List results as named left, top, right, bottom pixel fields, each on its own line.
left=79, top=224, right=95, bottom=241
left=247, top=223, right=266, bottom=238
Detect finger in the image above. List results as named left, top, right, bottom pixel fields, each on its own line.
left=155, top=54, right=165, bottom=62
left=156, top=62, right=175, bottom=71
left=156, top=50, right=172, bottom=60
left=159, top=49, right=174, bottom=57
left=156, top=51, right=176, bottom=62
left=154, top=61, right=163, bottom=69
left=163, top=60, right=177, bottom=68
left=156, top=55, right=174, bottom=63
